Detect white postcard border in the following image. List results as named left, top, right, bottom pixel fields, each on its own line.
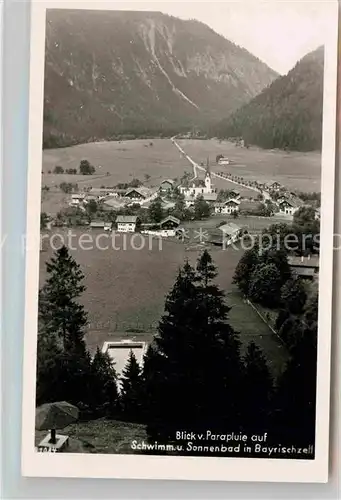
left=21, top=0, right=338, bottom=483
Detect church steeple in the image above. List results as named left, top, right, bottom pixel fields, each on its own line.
left=204, top=166, right=211, bottom=191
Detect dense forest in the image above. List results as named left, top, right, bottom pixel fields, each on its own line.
left=211, top=47, right=324, bottom=151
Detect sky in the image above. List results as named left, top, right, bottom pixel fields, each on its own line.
left=109, top=1, right=331, bottom=74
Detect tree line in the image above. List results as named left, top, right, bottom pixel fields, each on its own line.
left=233, top=208, right=319, bottom=351
left=37, top=244, right=318, bottom=455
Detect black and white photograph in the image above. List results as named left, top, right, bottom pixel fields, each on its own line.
left=21, top=0, right=338, bottom=482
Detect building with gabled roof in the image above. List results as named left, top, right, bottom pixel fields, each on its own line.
left=160, top=215, right=181, bottom=229
left=125, top=187, right=151, bottom=200
left=209, top=222, right=243, bottom=247
left=89, top=221, right=112, bottom=231
left=116, top=215, right=139, bottom=233
left=278, top=197, right=304, bottom=216
left=159, top=179, right=175, bottom=193
left=214, top=199, right=240, bottom=214
left=288, top=255, right=319, bottom=280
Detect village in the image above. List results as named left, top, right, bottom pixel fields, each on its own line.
left=41, top=140, right=321, bottom=252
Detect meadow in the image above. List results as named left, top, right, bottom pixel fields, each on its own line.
left=40, top=226, right=289, bottom=377
left=41, top=139, right=190, bottom=215
left=42, top=139, right=189, bottom=189
left=178, top=139, right=321, bottom=193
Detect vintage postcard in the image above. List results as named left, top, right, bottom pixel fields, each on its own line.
left=21, top=0, right=338, bottom=482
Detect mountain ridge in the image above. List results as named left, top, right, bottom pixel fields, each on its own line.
left=211, top=46, right=324, bottom=151
left=43, top=9, right=277, bottom=148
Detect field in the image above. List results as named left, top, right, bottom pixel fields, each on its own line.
left=41, top=138, right=320, bottom=215
left=42, top=139, right=189, bottom=188
left=40, top=224, right=289, bottom=377
left=41, top=139, right=191, bottom=215
left=178, top=139, right=321, bottom=193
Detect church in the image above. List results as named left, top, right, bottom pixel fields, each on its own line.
left=179, top=169, right=215, bottom=198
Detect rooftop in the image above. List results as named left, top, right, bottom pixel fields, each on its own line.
left=116, top=215, right=138, bottom=223
left=125, top=187, right=151, bottom=198
left=202, top=193, right=218, bottom=202
left=278, top=197, right=304, bottom=208
left=219, top=222, right=242, bottom=236
left=160, top=215, right=181, bottom=226
left=89, top=221, right=106, bottom=228
left=288, top=255, right=319, bottom=268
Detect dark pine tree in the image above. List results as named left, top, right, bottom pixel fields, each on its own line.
left=120, top=350, right=144, bottom=422
left=37, top=246, right=93, bottom=407
left=39, top=245, right=88, bottom=350
left=90, top=348, right=119, bottom=418
left=144, top=250, right=244, bottom=445
left=36, top=326, right=64, bottom=405
left=242, top=342, right=273, bottom=433
left=273, top=323, right=318, bottom=449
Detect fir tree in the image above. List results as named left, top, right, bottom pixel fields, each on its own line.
left=39, top=245, right=88, bottom=350
left=37, top=246, right=93, bottom=407
left=120, top=350, right=144, bottom=422
left=242, top=342, right=273, bottom=432
left=144, top=251, right=244, bottom=443
left=90, top=348, right=119, bottom=417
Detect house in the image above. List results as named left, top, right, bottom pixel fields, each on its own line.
left=184, top=195, right=196, bottom=208
left=104, top=222, right=113, bottom=231
left=89, top=221, right=112, bottom=231
left=70, top=193, right=86, bottom=206
left=202, top=192, right=218, bottom=203
left=89, top=188, right=119, bottom=199
left=219, top=222, right=243, bottom=246
left=217, top=157, right=230, bottom=165
left=160, top=215, right=181, bottom=230
left=116, top=215, right=138, bottom=233
left=209, top=222, right=243, bottom=247
left=159, top=179, right=175, bottom=193
left=125, top=187, right=151, bottom=201
left=288, top=255, right=319, bottom=280
left=268, top=181, right=281, bottom=192
left=84, top=194, right=98, bottom=203
left=141, top=216, right=181, bottom=238
left=214, top=199, right=240, bottom=215
left=278, top=197, right=303, bottom=216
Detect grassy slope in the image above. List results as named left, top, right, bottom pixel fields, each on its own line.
left=40, top=225, right=289, bottom=377
left=35, top=419, right=148, bottom=454
left=178, top=139, right=321, bottom=193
